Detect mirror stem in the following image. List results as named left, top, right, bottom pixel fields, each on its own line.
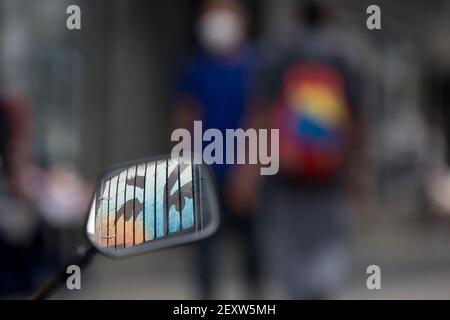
left=31, top=246, right=97, bottom=300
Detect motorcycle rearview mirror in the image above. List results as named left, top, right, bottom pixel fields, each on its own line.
left=32, top=155, right=219, bottom=299
left=86, top=154, right=220, bottom=257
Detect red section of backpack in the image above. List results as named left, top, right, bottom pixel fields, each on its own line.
left=271, top=63, right=353, bottom=182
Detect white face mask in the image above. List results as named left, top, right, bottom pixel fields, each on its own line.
left=198, top=10, right=245, bottom=55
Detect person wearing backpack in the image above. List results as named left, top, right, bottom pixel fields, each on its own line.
left=253, top=1, right=365, bottom=299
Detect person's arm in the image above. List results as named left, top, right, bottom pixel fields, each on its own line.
left=171, top=94, right=201, bottom=134
left=224, top=50, right=282, bottom=214
left=171, top=58, right=202, bottom=135
left=224, top=98, right=270, bottom=214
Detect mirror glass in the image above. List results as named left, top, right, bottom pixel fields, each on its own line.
left=86, top=156, right=219, bottom=257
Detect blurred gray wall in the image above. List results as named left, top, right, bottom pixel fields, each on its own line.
left=81, top=0, right=193, bottom=178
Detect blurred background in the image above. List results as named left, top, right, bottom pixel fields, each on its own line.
left=1, top=0, right=450, bottom=299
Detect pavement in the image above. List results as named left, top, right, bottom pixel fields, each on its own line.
left=52, top=203, right=450, bottom=300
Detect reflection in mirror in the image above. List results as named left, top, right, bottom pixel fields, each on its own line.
left=86, top=156, right=219, bottom=257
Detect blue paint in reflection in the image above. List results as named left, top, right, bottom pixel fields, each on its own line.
left=144, top=163, right=155, bottom=241
left=168, top=205, right=181, bottom=234
left=155, top=161, right=166, bottom=238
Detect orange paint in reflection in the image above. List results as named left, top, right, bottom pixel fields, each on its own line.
left=116, top=215, right=125, bottom=248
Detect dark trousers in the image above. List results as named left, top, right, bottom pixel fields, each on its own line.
left=195, top=185, right=261, bottom=299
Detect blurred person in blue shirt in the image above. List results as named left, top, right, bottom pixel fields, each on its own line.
left=172, top=0, right=260, bottom=299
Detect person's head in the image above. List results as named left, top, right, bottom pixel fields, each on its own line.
left=298, top=0, right=330, bottom=28
left=197, top=0, right=248, bottom=56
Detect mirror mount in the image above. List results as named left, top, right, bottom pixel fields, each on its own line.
left=31, top=246, right=97, bottom=300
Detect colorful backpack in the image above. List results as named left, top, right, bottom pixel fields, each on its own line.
left=271, top=62, right=353, bottom=182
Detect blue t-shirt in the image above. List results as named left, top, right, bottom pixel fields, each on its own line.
left=177, top=48, right=256, bottom=181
